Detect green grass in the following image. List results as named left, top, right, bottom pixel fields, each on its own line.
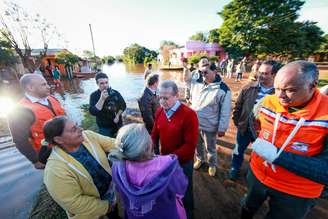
left=80, top=104, right=98, bottom=132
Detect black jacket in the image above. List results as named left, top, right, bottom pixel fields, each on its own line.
left=89, top=88, right=126, bottom=129
left=138, top=87, right=160, bottom=133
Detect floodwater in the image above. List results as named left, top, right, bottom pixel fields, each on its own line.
left=0, top=63, right=183, bottom=219
left=51, top=63, right=183, bottom=125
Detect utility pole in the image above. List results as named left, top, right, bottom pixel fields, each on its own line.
left=89, top=24, right=96, bottom=57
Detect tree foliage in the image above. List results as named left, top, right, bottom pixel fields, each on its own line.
left=123, top=44, right=157, bottom=64
left=0, top=1, right=61, bottom=72
left=160, top=40, right=179, bottom=49
left=316, top=34, right=328, bottom=53
left=189, top=32, right=207, bottom=42
left=218, top=0, right=324, bottom=58
left=0, top=35, right=16, bottom=66
left=101, top=55, right=115, bottom=65
left=208, top=29, right=220, bottom=43
left=55, top=50, right=80, bottom=65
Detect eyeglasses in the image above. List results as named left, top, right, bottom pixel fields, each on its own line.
left=159, top=96, right=171, bottom=101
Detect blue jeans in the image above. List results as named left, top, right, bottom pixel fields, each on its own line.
left=231, top=129, right=253, bottom=171
left=98, top=126, right=118, bottom=138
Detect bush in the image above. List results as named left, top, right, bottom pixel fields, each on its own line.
left=188, top=52, right=208, bottom=64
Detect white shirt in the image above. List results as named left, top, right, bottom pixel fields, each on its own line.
left=25, top=93, right=49, bottom=106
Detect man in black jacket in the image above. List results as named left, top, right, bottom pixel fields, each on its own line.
left=89, top=73, right=126, bottom=137
left=138, top=74, right=160, bottom=133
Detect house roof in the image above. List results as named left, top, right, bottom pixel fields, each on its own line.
left=30, top=48, right=68, bottom=56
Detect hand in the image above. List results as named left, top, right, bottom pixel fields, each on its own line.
left=113, top=116, right=119, bottom=124
left=217, top=131, right=225, bottom=137
left=33, top=161, right=46, bottom=169
left=251, top=138, right=279, bottom=163
left=100, top=90, right=109, bottom=101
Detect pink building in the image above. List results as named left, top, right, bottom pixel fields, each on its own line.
left=168, top=40, right=227, bottom=66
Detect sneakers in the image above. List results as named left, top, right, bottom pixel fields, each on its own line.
left=193, top=159, right=203, bottom=170
left=229, top=168, right=239, bottom=181
left=208, top=166, right=216, bottom=177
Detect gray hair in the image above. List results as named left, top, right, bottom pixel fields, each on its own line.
left=285, top=60, right=319, bottom=86
left=19, top=73, right=42, bottom=90
left=108, top=123, right=153, bottom=161
left=159, top=80, right=178, bottom=95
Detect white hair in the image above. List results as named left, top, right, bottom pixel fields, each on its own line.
left=159, top=80, right=178, bottom=95
left=108, top=123, right=153, bottom=161
left=285, top=60, right=319, bottom=87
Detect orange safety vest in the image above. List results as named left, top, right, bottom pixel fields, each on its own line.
left=19, top=96, right=65, bottom=151
left=251, top=90, right=328, bottom=198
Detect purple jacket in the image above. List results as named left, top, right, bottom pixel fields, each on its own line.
left=112, top=155, right=188, bottom=219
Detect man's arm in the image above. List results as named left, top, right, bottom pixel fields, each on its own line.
left=139, top=94, right=155, bottom=132
left=7, top=107, right=38, bottom=164
left=218, top=90, right=232, bottom=134
left=151, top=108, right=161, bottom=154
left=89, top=91, right=107, bottom=116
left=232, top=89, right=244, bottom=127
left=172, top=110, right=199, bottom=164
left=273, top=137, right=328, bottom=185
left=117, top=91, right=127, bottom=112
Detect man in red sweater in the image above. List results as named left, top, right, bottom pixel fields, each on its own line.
left=152, top=80, right=199, bottom=219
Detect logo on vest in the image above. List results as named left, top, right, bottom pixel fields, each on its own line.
left=262, top=130, right=271, bottom=140
left=291, top=142, right=309, bottom=153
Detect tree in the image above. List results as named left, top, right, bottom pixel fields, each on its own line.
left=123, top=44, right=157, bottom=64
left=208, top=29, right=220, bottom=43
left=55, top=51, right=80, bottom=65
left=189, top=32, right=207, bottom=42
left=160, top=40, right=179, bottom=49
left=0, top=1, right=61, bottom=72
left=218, top=0, right=324, bottom=58
left=0, top=35, right=16, bottom=66
left=101, top=55, right=115, bottom=65
left=160, top=40, right=179, bottom=65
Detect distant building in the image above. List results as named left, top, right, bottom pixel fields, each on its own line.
left=164, top=40, right=227, bottom=66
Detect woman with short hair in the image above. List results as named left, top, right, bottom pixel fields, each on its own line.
left=109, top=123, right=188, bottom=219
left=43, top=116, right=119, bottom=219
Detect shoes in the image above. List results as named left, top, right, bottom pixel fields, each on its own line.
left=229, top=168, right=239, bottom=180
left=193, top=159, right=203, bottom=170
left=208, top=166, right=216, bottom=177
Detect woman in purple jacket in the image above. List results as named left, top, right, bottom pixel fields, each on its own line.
left=109, top=123, right=188, bottom=219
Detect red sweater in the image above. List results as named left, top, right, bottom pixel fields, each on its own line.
left=151, top=103, right=199, bottom=164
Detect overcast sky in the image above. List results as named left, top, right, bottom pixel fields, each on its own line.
left=1, top=0, right=327, bottom=56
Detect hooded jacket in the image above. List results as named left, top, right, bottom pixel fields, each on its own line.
left=190, top=75, right=232, bottom=133
left=112, top=155, right=188, bottom=219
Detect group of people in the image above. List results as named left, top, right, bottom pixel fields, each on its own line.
left=7, top=56, right=328, bottom=219
left=219, top=57, right=250, bottom=82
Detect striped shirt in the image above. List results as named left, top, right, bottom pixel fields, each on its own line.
left=255, top=85, right=274, bottom=104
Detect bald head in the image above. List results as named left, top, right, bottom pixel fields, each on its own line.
left=274, top=60, right=318, bottom=107
left=20, top=74, right=50, bottom=98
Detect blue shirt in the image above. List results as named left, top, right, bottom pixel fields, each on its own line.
left=255, top=85, right=274, bottom=104
left=69, top=144, right=112, bottom=200
left=165, top=101, right=181, bottom=119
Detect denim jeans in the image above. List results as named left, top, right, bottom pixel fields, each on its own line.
left=241, top=169, right=317, bottom=219
left=196, top=130, right=217, bottom=167
left=181, top=160, right=194, bottom=219
left=231, top=129, right=253, bottom=171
